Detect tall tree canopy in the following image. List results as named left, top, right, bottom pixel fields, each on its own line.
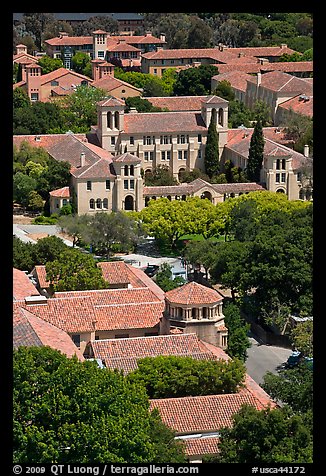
left=245, top=119, right=265, bottom=182
left=13, top=346, right=186, bottom=463
left=204, top=114, right=220, bottom=178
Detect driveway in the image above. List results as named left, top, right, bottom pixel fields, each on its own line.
left=245, top=333, right=292, bottom=385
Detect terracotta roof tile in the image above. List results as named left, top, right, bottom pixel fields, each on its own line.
left=256, top=71, right=313, bottom=94
left=182, top=436, right=220, bottom=456
left=112, top=152, right=141, bottom=163
left=165, top=282, right=223, bottom=305
left=146, top=96, right=208, bottom=111
left=97, top=261, right=130, bottom=285
left=45, top=36, right=93, bottom=46
left=92, top=76, right=142, bottom=93
left=90, top=333, right=217, bottom=370
left=278, top=94, right=313, bottom=118
left=49, top=186, right=70, bottom=198
left=231, top=45, right=297, bottom=57
left=13, top=305, right=84, bottom=360
left=13, top=268, right=40, bottom=301
left=212, top=71, right=253, bottom=92
left=98, top=97, right=125, bottom=107
left=149, top=393, right=271, bottom=434
left=123, top=111, right=207, bottom=134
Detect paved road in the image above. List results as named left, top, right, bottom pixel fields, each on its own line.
left=245, top=333, right=292, bottom=385
left=13, top=224, right=74, bottom=246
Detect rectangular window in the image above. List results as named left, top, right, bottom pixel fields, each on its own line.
left=98, top=51, right=105, bottom=58
left=144, top=151, right=149, bottom=161
left=150, top=152, right=154, bottom=161
left=130, top=136, right=134, bottom=145
left=275, top=173, right=280, bottom=183
left=62, top=199, right=67, bottom=206
left=106, top=180, right=110, bottom=190
left=198, top=149, right=202, bottom=159
left=130, top=179, right=135, bottom=189
left=161, top=151, right=166, bottom=161
left=87, top=181, right=92, bottom=191
left=184, top=150, right=188, bottom=160
left=281, top=173, right=286, bottom=183
left=154, top=68, right=157, bottom=74
left=167, top=151, right=171, bottom=161
left=198, top=134, right=202, bottom=142
left=297, top=172, right=302, bottom=182
left=281, top=159, right=286, bottom=169
left=71, top=334, right=80, bottom=347
left=143, top=136, right=146, bottom=145
left=124, top=180, right=129, bottom=190
left=178, top=151, right=183, bottom=160
left=31, top=92, right=39, bottom=101
left=146, top=136, right=151, bottom=145
left=111, top=137, right=115, bottom=145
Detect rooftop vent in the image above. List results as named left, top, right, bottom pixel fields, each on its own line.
left=25, top=295, right=48, bottom=305
left=299, top=94, right=310, bottom=102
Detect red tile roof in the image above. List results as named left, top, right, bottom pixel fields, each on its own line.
left=33, top=265, right=51, bottom=289
left=89, top=333, right=218, bottom=371
left=123, top=111, right=207, bottom=134
left=182, top=436, right=220, bottom=456
left=231, top=45, right=297, bottom=57
left=278, top=94, right=313, bottom=118
left=256, top=70, right=313, bottom=94
left=146, top=96, right=208, bottom=111
left=212, top=71, right=253, bottom=92
left=97, top=261, right=130, bottom=285
left=13, top=305, right=84, bottom=360
left=165, top=281, right=223, bottom=305
left=98, top=97, right=125, bottom=107
left=91, top=75, right=142, bottom=93
left=13, top=268, right=40, bottom=301
left=112, top=152, right=141, bottom=163
left=45, top=36, right=93, bottom=46
left=107, top=42, right=140, bottom=52
left=49, top=186, right=70, bottom=198
left=149, top=393, right=271, bottom=435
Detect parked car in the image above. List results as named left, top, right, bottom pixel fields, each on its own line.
left=144, top=264, right=159, bottom=277
left=286, top=351, right=313, bottom=370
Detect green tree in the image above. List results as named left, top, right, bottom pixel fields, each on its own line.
left=128, top=355, right=246, bottom=398
left=13, top=173, right=37, bottom=207
left=184, top=239, right=218, bottom=279
left=223, top=303, right=251, bottom=362
left=144, top=165, right=178, bottom=186
left=178, top=168, right=210, bottom=183
left=57, top=214, right=89, bottom=247
left=23, top=13, right=56, bottom=50
left=154, top=263, right=185, bottom=292
left=27, top=191, right=44, bottom=211
left=216, top=405, right=313, bottom=463
left=13, top=346, right=186, bottom=463
left=125, top=97, right=163, bottom=113
left=228, top=100, right=252, bottom=128
left=45, top=248, right=109, bottom=292
left=187, top=15, right=213, bottom=48
left=245, top=118, right=265, bottom=182
left=37, top=55, right=63, bottom=74
left=290, top=320, right=313, bottom=357
left=173, top=65, right=219, bottom=96
left=33, top=235, right=69, bottom=265
left=13, top=236, right=35, bottom=272
left=62, top=86, right=108, bottom=130
left=251, top=100, right=272, bottom=126
left=13, top=88, right=31, bottom=109
left=213, top=80, right=235, bottom=101
left=204, top=114, right=220, bottom=178
left=71, top=51, right=91, bottom=75
left=263, top=364, right=313, bottom=412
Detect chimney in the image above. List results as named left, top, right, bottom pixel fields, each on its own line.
left=145, top=31, right=152, bottom=37
left=59, top=31, right=69, bottom=38
left=257, top=71, right=262, bottom=86
left=280, top=43, right=287, bottom=49
left=160, top=33, right=166, bottom=42
left=238, top=52, right=244, bottom=58
left=80, top=152, right=86, bottom=167
left=303, top=144, right=309, bottom=158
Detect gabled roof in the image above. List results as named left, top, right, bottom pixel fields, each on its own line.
left=107, top=42, right=140, bottom=52
left=165, top=281, right=223, bottom=305
left=278, top=94, right=313, bottom=118
left=92, top=75, right=142, bottom=93
left=149, top=393, right=272, bottom=435
left=97, top=96, right=125, bottom=107
left=13, top=268, right=40, bottom=301
left=13, top=305, right=84, bottom=360
left=89, top=333, right=218, bottom=372
left=123, top=111, right=207, bottom=134
left=112, top=152, right=141, bottom=164
left=49, top=186, right=70, bottom=198
left=212, top=71, right=253, bottom=92
left=203, top=95, right=228, bottom=105
left=37, top=67, right=92, bottom=86
left=255, top=70, right=313, bottom=94
left=146, top=96, right=208, bottom=112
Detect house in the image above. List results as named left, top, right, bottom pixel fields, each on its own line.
left=44, top=30, right=165, bottom=70
left=91, top=59, right=142, bottom=99
left=84, top=332, right=275, bottom=462
left=13, top=304, right=84, bottom=361
left=13, top=65, right=92, bottom=102
left=141, top=43, right=298, bottom=77
left=245, top=71, right=313, bottom=123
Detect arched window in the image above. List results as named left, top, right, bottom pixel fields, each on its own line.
left=178, top=168, right=186, bottom=181
left=282, top=159, right=286, bottom=169
left=96, top=198, right=102, bottom=208
left=114, top=111, right=119, bottom=129
left=178, top=307, right=183, bottom=318
left=276, top=159, right=280, bottom=170
left=211, top=107, right=217, bottom=124
left=276, top=189, right=285, bottom=193
left=107, top=111, right=112, bottom=129
left=130, top=164, right=134, bottom=176
left=124, top=195, right=134, bottom=211
left=203, top=307, right=208, bottom=318
left=201, top=191, right=212, bottom=201
left=192, top=308, right=197, bottom=319
left=124, top=165, right=129, bottom=176
left=218, top=107, right=223, bottom=126
left=89, top=199, right=95, bottom=209
left=103, top=198, right=108, bottom=209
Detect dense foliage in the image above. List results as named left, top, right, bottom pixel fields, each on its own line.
left=223, top=302, right=251, bottom=362
left=127, top=355, right=246, bottom=398
left=13, top=346, right=186, bottom=463
left=215, top=405, right=313, bottom=463
left=204, top=114, right=220, bottom=178
left=154, top=262, right=186, bottom=292
left=245, top=119, right=265, bottom=182
left=13, top=235, right=69, bottom=272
